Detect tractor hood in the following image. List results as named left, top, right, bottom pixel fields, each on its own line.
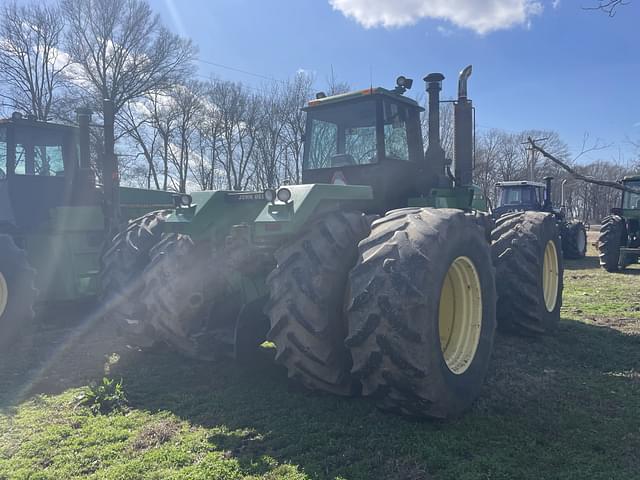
left=163, top=184, right=373, bottom=242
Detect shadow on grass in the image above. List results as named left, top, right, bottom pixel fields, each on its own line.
left=564, top=255, right=600, bottom=271
left=565, top=253, right=640, bottom=275
left=1, top=306, right=639, bottom=479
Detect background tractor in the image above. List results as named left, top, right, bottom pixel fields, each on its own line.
left=598, top=175, right=640, bottom=271
left=493, top=177, right=587, bottom=260
left=104, top=66, right=564, bottom=418
left=0, top=111, right=174, bottom=349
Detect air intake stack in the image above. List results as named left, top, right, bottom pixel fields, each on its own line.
left=423, top=72, right=448, bottom=189
left=454, top=65, right=473, bottom=186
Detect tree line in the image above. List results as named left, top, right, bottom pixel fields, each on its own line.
left=0, top=0, right=637, bottom=223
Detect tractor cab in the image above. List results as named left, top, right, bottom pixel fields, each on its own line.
left=302, top=81, right=425, bottom=211
left=0, top=112, right=97, bottom=233
left=0, top=113, right=79, bottom=179
left=621, top=176, right=640, bottom=212
left=494, top=180, right=548, bottom=217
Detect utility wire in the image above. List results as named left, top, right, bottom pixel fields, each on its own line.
left=195, top=58, right=286, bottom=84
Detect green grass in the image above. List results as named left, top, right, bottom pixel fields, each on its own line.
left=1, top=244, right=639, bottom=479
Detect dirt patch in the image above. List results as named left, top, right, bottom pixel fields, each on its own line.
left=588, top=316, right=640, bottom=334
left=130, top=418, right=181, bottom=451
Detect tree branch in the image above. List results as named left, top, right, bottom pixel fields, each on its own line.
left=527, top=137, right=640, bottom=194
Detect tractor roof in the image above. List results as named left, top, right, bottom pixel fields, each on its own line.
left=622, top=175, right=640, bottom=183
left=304, top=87, right=423, bottom=111
left=0, top=116, right=76, bottom=132
left=495, top=180, right=546, bottom=188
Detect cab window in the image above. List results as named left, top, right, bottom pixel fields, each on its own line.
left=383, top=100, right=409, bottom=161
left=304, top=99, right=378, bottom=169
left=623, top=180, right=640, bottom=209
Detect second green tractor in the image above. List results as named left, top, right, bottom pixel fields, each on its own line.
left=103, top=67, right=564, bottom=418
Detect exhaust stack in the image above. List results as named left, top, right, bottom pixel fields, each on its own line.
left=423, top=72, right=447, bottom=188
left=454, top=65, right=473, bottom=186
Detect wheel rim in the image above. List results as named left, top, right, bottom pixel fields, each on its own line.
left=543, top=240, right=559, bottom=312
left=577, top=229, right=586, bottom=254
left=0, top=272, right=8, bottom=319
left=438, top=256, right=483, bottom=375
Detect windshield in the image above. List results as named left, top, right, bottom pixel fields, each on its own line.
left=499, top=186, right=542, bottom=206
left=304, top=99, right=378, bottom=170
left=623, top=180, right=640, bottom=209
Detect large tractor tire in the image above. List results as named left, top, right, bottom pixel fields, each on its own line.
left=598, top=215, right=625, bottom=272
left=492, top=211, right=563, bottom=335
left=561, top=221, right=587, bottom=259
left=346, top=208, right=496, bottom=418
left=0, top=234, right=37, bottom=351
left=141, top=234, right=238, bottom=360
left=99, top=210, right=170, bottom=344
left=265, top=211, right=371, bottom=395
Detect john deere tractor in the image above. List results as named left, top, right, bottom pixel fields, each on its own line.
left=0, top=111, right=174, bottom=349
left=494, top=177, right=587, bottom=260
left=598, top=175, right=640, bottom=271
left=104, top=66, right=564, bottom=418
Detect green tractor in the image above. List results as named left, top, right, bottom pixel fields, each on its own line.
left=598, top=175, right=640, bottom=271
left=0, top=111, right=175, bottom=349
left=493, top=177, right=587, bottom=260
left=104, top=66, right=564, bottom=418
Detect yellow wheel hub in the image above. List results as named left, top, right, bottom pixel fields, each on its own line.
left=0, top=272, right=8, bottom=319
left=439, top=256, right=483, bottom=375
left=543, top=240, right=559, bottom=312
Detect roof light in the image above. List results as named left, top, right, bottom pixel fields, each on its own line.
left=396, top=76, right=413, bottom=90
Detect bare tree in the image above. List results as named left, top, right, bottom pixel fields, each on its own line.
left=0, top=1, right=69, bottom=120
left=326, top=66, right=350, bottom=96
left=118, top=98, right=161, bottom=189
left=281, top=73, right=314, bottom=183
left=584, top=1, right=630, bottom=16
left=61, top=0, right=196, bottom=222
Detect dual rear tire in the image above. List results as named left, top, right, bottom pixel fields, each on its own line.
left=345, top=208, right=496, bottom=418
left=265, top=208, right=497, bottom=418
left=491, top=212, right=563, bottom=335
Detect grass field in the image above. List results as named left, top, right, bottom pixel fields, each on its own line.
left=1, top=238, right=639, bottom=479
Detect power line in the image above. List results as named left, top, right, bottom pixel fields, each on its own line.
left=195, top=58, right=285, bottom=84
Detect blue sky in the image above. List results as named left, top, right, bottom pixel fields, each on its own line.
left=148, top=0, right=639, bottom=162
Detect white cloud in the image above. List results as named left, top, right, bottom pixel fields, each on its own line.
left=552, top=0, right=561, bottom=8
left=329, top=0, right=544, bottom=34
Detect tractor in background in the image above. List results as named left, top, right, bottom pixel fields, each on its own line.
left=493, top=177, right=587, bottom=260
left=598, top=175, right=640, bottom=271
left=103, top=66, right=564, bottom=418
left=0, top=111, right=175, bottom=349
